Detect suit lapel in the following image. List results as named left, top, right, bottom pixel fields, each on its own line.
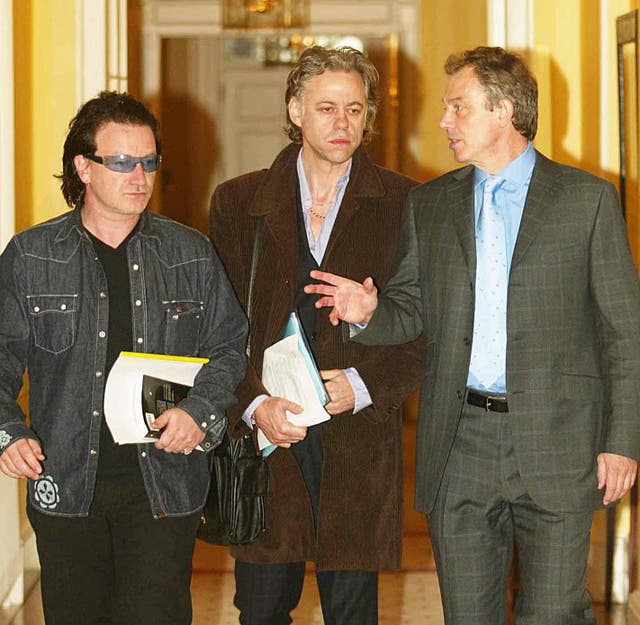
left=249, top=146, right=386, bottom=278
left=511, top=152, right=562, bottom=269
left=446, top=153, right=563, bottom=278
left=449, top=166, right=476, bottom=282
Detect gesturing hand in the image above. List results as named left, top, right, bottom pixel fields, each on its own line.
left=305, top=270, right=378, bottom=326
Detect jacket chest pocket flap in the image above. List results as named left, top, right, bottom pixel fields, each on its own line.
left=27, top=294, right=79, bottom=354
left=162, top=300, right=205, bottom=356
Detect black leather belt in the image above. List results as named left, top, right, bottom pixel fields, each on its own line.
left=466, top=389, right=509, bottom=412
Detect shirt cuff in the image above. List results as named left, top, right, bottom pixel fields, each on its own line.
left=242, top=394, right=269, bottom=428
left=344, top=367, right=373, bottom=414
left=349, top=322, right=368, bottom=338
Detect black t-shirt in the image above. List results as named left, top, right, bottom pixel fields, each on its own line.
left=87, top=227, right=141, bottom=480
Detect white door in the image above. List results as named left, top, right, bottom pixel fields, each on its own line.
left=160, top=41, right=290, bottom=232
left=220, top=62, right=291, bottom=181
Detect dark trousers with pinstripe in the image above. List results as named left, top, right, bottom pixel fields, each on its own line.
left=427, top=402, right=597, bottom=625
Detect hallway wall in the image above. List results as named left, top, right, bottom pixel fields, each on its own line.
left=417, top=0, right=487, bottom=180
left=14, top=0, right=77, bottom=232
left=2, top=0, right=78, bottom=611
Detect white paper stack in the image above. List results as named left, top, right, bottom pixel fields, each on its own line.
left=259, top=313, right=330, bottom=454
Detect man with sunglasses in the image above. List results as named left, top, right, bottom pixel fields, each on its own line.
left=0, top=91, right=248, bottom=625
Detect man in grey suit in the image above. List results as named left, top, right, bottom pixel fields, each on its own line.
left=306, top=46, right=640, bottom=623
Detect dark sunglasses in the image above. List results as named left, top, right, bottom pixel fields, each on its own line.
left=84, top=153, right=162, bottom=173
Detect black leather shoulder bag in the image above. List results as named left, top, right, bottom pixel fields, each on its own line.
left=197, top=218, right=269, bottom=545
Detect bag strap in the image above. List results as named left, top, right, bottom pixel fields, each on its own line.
left=245, top=217, right=264, bottom=358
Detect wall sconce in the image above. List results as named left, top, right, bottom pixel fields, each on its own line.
left=222, top=0, right=309, bottom=29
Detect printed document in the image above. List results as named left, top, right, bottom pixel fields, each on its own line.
left=104, top=351, right=208, bottom=445
left=259, top=313, right=330, bottom=453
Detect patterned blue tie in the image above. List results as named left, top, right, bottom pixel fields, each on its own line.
left=469, top=175, right=507, bottom=389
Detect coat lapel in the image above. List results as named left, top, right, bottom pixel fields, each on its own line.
left=449, top=166, right=476, bottom=282
left=511, top=151, right=562, bottom=269
left=248, top=145, right=300, bottom=292
left=247, top=145, right=386, bottom=278
left=322, top=148, right=386, bottom=266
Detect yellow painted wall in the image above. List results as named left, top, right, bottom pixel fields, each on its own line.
left=11, top=3, right=636, bottom=249
left=14, top=0, right=77, bottom=232
left=531, top=0, right=640, bottom=277
left=415, top=0, right=630, bottom=184
left=13, top=3, right=77, bottom=537
left=532, top=0, right=605, bottom=176
left=418, top=0, right=487, bottom=179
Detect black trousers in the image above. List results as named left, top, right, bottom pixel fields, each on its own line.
left=234, top=427, right=379, bottom=625
left=27, top=474, right=201, bottom=625
left=234, top=560, right=378, bottom=625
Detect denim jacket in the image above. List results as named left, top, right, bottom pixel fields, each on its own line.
left=0, top=208, right=247, bottom=517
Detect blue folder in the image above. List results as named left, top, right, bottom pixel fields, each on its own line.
left=261, top=312, right=328, bottom=457
left=281, top=311, right=329, bottom=405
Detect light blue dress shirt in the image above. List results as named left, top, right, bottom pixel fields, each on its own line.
left=466, top=142, right=536, bottom=393
left=297, top=153, right=350, bottom=264
left=243, top=151, right=373, bottom=427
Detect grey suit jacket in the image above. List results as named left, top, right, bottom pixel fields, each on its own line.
left=358, top=151, right=640, bottom=514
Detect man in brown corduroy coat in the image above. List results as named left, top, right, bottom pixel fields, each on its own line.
left=209, top=45, right=424, bottom=625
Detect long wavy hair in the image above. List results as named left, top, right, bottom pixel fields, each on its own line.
left=284, top=46, right=379, bottom=144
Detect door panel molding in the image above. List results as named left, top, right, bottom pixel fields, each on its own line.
left=77, top=0, right=128, bottom=102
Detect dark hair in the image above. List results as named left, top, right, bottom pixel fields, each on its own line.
left=444, top=46, right=538, bottom=140
left=58, top=91, right=161, bottom=207
left=284, top=46, right=379, bottom=144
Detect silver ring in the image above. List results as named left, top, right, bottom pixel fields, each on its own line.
left=183, top=448, right=192, bottom=455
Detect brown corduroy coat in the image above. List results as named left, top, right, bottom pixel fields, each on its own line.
left=209, top=143, right=425, bottom=570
